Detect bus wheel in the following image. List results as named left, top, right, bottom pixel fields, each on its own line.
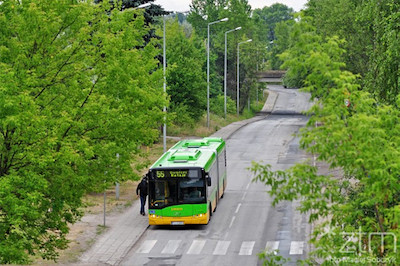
left=221, top=181, right=225, bottom=198
left=209, top=204, right=213, bottom=217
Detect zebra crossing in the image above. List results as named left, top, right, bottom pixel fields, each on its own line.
left=135, top=239, right=305, bottom=256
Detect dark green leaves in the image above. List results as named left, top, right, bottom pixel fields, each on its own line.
left=0, top=0, right=165, bottom=262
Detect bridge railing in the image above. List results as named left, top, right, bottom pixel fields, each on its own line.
left=255, top=70, right=286, bottom=79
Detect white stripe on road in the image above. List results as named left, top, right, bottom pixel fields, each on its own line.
left=246, top=182, right=250, bottom=190
left=187, top=240, right=206, bottom=255
left=136, top=240, right=157, bottom=253
left=235, top=203, right=241, bottom=214
left=265, top=241, right=280, bottom=254
left=239, top=241, right=255, bottom=255
left=161, top=240, right=181, bottom=254
left=213, top=241, right=231, bottom=255
left=289, top=241, right=304, bottom=255
left=241, top=192, right=247, bottom=201
left=229, top=216, right=236, bottom=228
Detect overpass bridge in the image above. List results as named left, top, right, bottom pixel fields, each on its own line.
left=256, top=70, right=285, bottom=84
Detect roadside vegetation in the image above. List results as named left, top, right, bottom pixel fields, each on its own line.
left=251, top=1, right=400, bottom=265
left=0, top=0, right=274, bottom=263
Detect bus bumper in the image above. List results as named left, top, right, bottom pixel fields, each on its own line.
left=149, top=212, right=209, bottom=225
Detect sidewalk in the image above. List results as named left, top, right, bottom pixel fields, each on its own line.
left=78, top=90, right=277, bottom=265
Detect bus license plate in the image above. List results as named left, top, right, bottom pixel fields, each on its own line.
left=171, top=221, right=184, bottom=225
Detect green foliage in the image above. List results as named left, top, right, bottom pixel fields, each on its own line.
left=305, top=0, right=368, bottom=77
left=188, top=0, right=258, bottom=113
left=210, top=94, right=235, bottom=116
left=0, top=0, right=164, bottom=262
left=362, top=1, right=400, bottom=104
left=258, top=250, right=291, bottom=265
left=269, top=20, right=294, bottom=70
left=251, top=13, right=400, bottom=263
left=305, top=0, right=400, bottom=104
left=169, top=104, right=195, bottom=127
left=252, top=3, right=294, bottom=43
left=160, top=18, right=206, bottom=122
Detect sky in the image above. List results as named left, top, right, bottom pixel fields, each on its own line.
left=152, top=0, right=309, bottom=13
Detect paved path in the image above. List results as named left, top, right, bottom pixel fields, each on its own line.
left=78, top=90, right=277, bottom=265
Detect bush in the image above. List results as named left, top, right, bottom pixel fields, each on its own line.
left=170, top=104, right=196, bottom=127
left=210, top=95, right=236, bottom=116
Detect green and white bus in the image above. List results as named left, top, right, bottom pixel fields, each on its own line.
left=147, top=137, right=226, bottom=225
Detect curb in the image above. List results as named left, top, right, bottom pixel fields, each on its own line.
left=78, top=89, right=277, bottom=265
left=211, top=89, right=276, bottom=140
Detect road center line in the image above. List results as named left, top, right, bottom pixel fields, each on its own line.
left=229, top=216, right=236, bottom=228
left=235, top=203, right=241, bottom=214
left=241, top=192, right=247, bottom=201
left=246, top=182, right=250, bottom=190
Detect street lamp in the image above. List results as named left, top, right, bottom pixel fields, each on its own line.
left=207, top=17, right=228, bottom=128
left=224, top=26, right=241, bottom=119
left=237, top=39, right=252, bottom=116
left=163, top=15, right=167, bottom=153
left=133, top=3, right=151, bottom=9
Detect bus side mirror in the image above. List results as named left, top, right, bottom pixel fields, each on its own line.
left=207, top=176, right=211, bottom=186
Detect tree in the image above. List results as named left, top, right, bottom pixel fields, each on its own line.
left=278, top=13, right=322, bottom=89
left=252, top=3, right=294, bottom=43
left=252, top=14, right=400, bottom=264
left=268, top=19, right=294, bottom=70
left=94, top=0, right=169, bottom=44
left=161, top=18, right=206, bottom=123
left=0, top=0, right=165, bottom=263
left=188, top=0, right=255, bottom=113
left=304, top=0, right=400, bottom=105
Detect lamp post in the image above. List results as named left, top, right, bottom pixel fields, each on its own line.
left=207, top=17, right=228, bottom=128
left=133, top=3, right=151, bottom=9
left=237, top=39, right=252, bottom=116
left=162, top=15, right=167, bottom=153
left=224, top=26, right=241, bottom=119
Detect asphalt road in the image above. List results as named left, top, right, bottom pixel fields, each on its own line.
left=121, top=86, right=313, bottom=266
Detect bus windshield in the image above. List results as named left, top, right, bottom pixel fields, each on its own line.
left=149, top=178, right=206, bottom=208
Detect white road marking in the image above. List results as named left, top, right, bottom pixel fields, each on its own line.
left=246, top=182, right=250, bottom=190
left=239, top=241, right=255, bottom=255
left=289, top=241, right=304, bottom=255
left=161, top=240, right=181, bottom=254
left=213, top=241, right=231, bottom=255
left=265, top=241, right=280, bottom=254
left=186, top=240, right=206, bottom=255
left=229, top=216, right=236, bottom=228
left=136, top=240, right=157, bottom=253
left=235, top=203, right=241, bottom=214
left=241, top=192, right=247, bottom=201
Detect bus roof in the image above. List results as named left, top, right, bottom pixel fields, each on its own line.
left=150, top=137, right=225, bottom=171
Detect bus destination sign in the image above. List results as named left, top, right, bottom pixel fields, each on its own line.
left=156, top=170, right=189, bottom=178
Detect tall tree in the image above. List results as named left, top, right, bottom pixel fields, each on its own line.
left=252, top=3, right=294, bottom=43
left=188, top=0, right=255, bottom=113
left=0, top=0, right=165, bottom=263
left=94, top=0, right=169, bottom=44
left=304, top=0, right=400, bottom=104
left=252, top=13, right=400, bottom=264
left=161, top=18, right=207, bottom=123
